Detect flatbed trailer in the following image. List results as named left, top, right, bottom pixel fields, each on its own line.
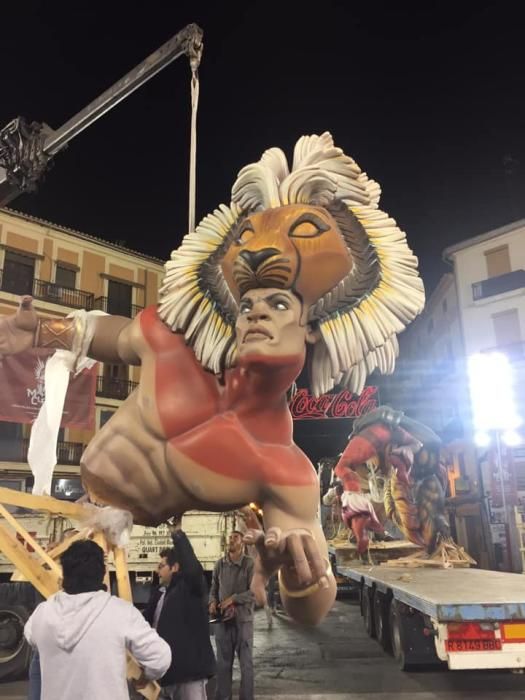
left=337, top=560, right=525, bottom=671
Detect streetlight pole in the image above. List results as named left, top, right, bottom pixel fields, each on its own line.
left=494, top=429, right=513, bottom=570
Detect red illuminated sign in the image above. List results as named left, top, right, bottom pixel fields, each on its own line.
left=289, top=386, right=378, bottom=420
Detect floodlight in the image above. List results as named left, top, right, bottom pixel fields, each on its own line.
left=467, top=352, right=522, bottom=433
left=474, top=431, right=491, bottom=447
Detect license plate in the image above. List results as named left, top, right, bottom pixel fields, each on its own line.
left=446, top=639, right=502, bottom=652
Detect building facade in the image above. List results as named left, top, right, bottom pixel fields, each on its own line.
left=0, top=207, right=165, bottom=499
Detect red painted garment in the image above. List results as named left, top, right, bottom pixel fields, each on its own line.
left=140, top=306, right=317, bottom=488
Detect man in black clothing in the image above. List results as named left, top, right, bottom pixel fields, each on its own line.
left=144, top=522, right=216, bottom=700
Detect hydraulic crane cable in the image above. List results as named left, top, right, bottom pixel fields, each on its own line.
left=188, top=58, right=200, bottom=234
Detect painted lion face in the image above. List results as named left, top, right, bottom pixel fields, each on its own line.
left=220, top=204, right=353, bottom=307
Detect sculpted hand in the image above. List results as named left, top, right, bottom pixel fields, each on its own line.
left=0, top=296, right=38, bottom=359
left=244, top=527, right=329, bottom=600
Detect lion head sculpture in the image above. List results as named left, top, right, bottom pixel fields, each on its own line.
left=158, top=132, right=425, bottom=396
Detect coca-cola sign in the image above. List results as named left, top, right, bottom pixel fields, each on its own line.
left=289, top=386, right=378, bottom=420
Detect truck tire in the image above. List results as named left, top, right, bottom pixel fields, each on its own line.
left=389, top=599, right=409, bottom=669
left=0, top=583, right=40, bottom=681
left=389, top=599, right=440, bottom=670
left=0, top=604, right=32, bottom=681
left=373, top=590, right=391, bottom=651
left=361, top=587, right=376, bottom=638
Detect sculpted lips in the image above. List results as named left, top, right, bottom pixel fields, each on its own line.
left=243, top=326, right=273, bottom=343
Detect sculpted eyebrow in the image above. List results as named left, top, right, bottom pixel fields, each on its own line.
left=263, top=293, right=289, bottom=303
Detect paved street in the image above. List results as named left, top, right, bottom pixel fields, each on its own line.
left=3, top=598, right=525, bottom=699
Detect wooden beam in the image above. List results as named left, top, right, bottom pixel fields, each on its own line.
left=0, top=522, right=60, bottom=598
left=0, top=503, right=61, bottom=577
left=0, top=487, right=86, bottom=519
left=46, top=528, right=91, bottom=560
left=113, top=547, right=132, bottom=602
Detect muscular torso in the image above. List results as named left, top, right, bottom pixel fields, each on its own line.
left=81, top=306, right=317, bottom=525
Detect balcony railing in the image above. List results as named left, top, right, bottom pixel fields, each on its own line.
left=96, top=376, right=138, bottom=400
left=93, top=297, right=143, bottom=318
left=32, top=279, right=95, bottom=309
left=0, top=439, right=84, bottom=465
left=472, top=269, right=525, bottom=301
left=0, top=269, right=95, bottom=310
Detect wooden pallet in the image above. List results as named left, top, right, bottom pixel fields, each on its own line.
left=385, top=538, right=476, bottom=569
left=331, top=539, right=422, bottom=565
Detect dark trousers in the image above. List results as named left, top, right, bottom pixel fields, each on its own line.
left=28, top=649, right=41, bottom=700
left=214, top=620, right=254, bottom=700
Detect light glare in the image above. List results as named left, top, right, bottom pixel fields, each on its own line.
left=502, top=430, right=522, bottom=447
left=467, top=352, right=521, bottom=432
left=474, top=431, right=491, bottom=447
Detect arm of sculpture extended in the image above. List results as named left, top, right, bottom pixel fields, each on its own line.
left=245, top=490, right=336, bottom=626
left=0, top=295, right=144, bottom=365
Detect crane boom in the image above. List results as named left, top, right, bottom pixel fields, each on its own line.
left=0, top=23, right=203, bottom=206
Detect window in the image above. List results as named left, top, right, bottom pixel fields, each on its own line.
left=101, top=364, right=129, bottom=400
left=55, top=264, right=76, bottom=289
left=485, top=245, right=511, bottom=278
left=492, top=308, right=522, bottom=350
left=1, top=250, right=34, bottom=295
left=0, top=421, right=24, bottom=461
left=107, top=279, right=132, bottom=317
left=99, top=410, right=115, bottom=429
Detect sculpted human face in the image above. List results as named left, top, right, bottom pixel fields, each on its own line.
left=235, top=288, right=315, bottom=361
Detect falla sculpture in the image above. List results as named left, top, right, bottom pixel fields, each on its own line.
left=0, top=132, right=424, bottom=624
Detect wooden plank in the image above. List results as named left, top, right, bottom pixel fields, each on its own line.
left=113, top=547, right=133, bottom=602
left=127, top=654, right=161, bottom=700
left=91, top=531, right=111, bottom=592
left=0, top=504, right=61, bottom=577
left=0, top=522, right=60, bottom=598
left=0, top=487, right=86, bottom=518
left=46, top=528, right=91, bottom=560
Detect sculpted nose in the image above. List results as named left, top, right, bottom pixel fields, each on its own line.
left=239, top=248, right=280, bottom=271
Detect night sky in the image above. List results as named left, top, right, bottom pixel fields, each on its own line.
left=1, top=1, right=524, bottom=295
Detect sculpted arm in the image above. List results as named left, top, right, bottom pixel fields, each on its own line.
left=245, top=489, right=336, bottom=626
left=0, top=296, right=144, bottom=365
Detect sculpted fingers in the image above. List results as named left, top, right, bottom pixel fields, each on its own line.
left=243, top=528, right=265, bottom=547
left=264, top=526, right=282, bottom=550
left=303, top=535, right=329, bottom=588
left=286, top=532, right=313, bottom=585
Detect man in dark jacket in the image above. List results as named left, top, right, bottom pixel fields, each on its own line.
left=144, top=521, right=216, bottom=700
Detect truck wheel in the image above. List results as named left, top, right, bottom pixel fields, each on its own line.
left=389, top=599, right=410, bottom=670
left=0, top=604, right=32, bottom=681
left=0, top=583, right=40, bottom=681
left=373, top=591, right=391, bottom=651
left=362, top=587, right=376, bottom=638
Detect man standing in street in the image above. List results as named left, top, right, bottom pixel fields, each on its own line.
left=24, top=540, right=171, bottom=700
left=209, top=531, right=255, bottom=700
left=144, top=520, right=216, bottom=700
